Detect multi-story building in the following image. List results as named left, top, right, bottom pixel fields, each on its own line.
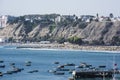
left=0, top=15, right=8, bottom=28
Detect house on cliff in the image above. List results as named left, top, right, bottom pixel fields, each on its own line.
left=0, top=15, right=8, bottom=28
left=80, top=15, right=95, bottom=22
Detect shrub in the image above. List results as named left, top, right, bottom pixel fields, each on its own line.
left=68, top=36, right=83, bottom=45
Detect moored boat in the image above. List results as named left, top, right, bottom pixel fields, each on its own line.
left=54, top=72, right=64, bottom=75
left=0, top=64, right=5, bottom=68
left=0, top=72, right=3, bottom=76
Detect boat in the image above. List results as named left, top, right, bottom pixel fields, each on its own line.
left=10, top=63, right=15, bottom=66
left=64, top=63, right=75, bottom=66
left=27, top=70, right=39, bottom=73
left=0, top=72, right=3, bottom=76
left=55, top=68, right=70, bottom=71
left=13, top=68, right=24, bottom=72
left=5, top=68, right=24, bottom=74
left=0, top=60, right=4, bottom=63
left=54, top=72, right=64, bottom=75
left=57, top=65, right=64, bottom=68
left=25, top=61, right=32, bottom=66
left=54, top=62, right=59, bottom=64
left=5, top=71, right=13, bottom=74
left=0, top=65, right=5, bottom=68
left=48, top=70, right=56, bottom=73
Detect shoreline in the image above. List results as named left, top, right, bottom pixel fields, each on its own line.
left=1, top=43, right=120, bottom=53
left=7, top=43, right=120, bottom=52
left=18, top=47, right=120, bottom=54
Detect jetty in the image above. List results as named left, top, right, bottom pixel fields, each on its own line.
left=71, top=70, right=120, bottom=80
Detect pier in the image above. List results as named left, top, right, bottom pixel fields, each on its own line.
left=71, top=70, right=120, bottom=80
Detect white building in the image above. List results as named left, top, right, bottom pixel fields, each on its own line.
left=0, top=37, right=7, bottom=43
left=55, top=16, right=61, bottom=23
left=80, top=15, right=95, bottom=22
left=0, top=15, right=8, bottom=28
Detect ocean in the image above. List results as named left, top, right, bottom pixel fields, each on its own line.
left=0, top=47, right=120, bottom=80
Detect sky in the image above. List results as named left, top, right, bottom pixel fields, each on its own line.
left=0, top=0, right=120, bottom=16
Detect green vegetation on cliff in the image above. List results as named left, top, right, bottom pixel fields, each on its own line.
left=68, top=36, right=83, bottom=45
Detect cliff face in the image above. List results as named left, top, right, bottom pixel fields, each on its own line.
left=0, top=18, right=120, bottom=45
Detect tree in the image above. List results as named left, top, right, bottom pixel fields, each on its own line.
left=49, top=24, right=56, bottom=33
left=68, top=36, right=83, bottom=45
left=111, top=36, right=120, bottom=45
left=57, top=37, right=66, bottom=44
left=109, top=13, right=114, bottom=18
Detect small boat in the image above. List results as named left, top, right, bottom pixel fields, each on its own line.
left=5, top=67, right=24, bottom=74
left=27, top=70, right=39, bottom=73
left=0, top=60, right=4, bottom=63
left=48, top=70, right=56, bottom=73
left=54, top=72, right=64, bottom=75
left=99, top=65, right=106, bottom=68
left=25, top=61, right=32, bottom=66
left=25, top=61, right=32, bottom=63
left=57, top=65, right=64, bottom=68
left=25, top=63, right=31, bottom=66
left=0, top=72, right=3, bottom=76
left=80, top=63, right=92, bottom=68
left=13, top=68, right=24, bottom=72
left=55, top=68, right=70, bottom=71
left=64, top=63, right=75, bottom=66
left=54, top=62, right=59, bottom=64
left=5, top=71, right=13, bottom=74
left=75, top=66, right=84, bottom=68
left=10, top=63, right=15, bottom=66
left=80, top=62, right=87, bottom=66
left=0, top=65, right=5, bottom=68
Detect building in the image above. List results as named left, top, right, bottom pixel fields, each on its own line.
left=0, top=37, right=8, bottom=43
left=0, top=15, right=8, bottom=28
left=80, top=15, right=95, bottom=22
left=55, top=16, right=61, bottom=23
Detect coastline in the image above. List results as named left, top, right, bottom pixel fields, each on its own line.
left=18, top=47, right=120, bottom=54
left=9, top=43, right=120, bottom=52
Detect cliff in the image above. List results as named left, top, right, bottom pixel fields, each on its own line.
left=0, top=14, right=120, bottom=46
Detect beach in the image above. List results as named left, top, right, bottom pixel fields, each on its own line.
left=10, top=43, right=120, bottom=52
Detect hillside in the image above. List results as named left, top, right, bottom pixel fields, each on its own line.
left=0, top=14, right=120, bottom=46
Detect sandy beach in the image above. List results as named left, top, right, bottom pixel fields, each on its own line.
left=12, top=43, right=120, bottom=52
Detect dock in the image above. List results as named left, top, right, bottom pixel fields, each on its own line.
left=72, top=70, right=120, bottom=79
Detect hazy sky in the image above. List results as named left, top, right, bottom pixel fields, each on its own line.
left=0, top=0, right=120, bottom=16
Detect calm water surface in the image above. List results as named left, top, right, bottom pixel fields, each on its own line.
left=0, top=47, right=120, bottom=80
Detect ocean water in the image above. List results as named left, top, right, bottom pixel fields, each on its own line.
left=0, top=47, right=120, bottom=80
